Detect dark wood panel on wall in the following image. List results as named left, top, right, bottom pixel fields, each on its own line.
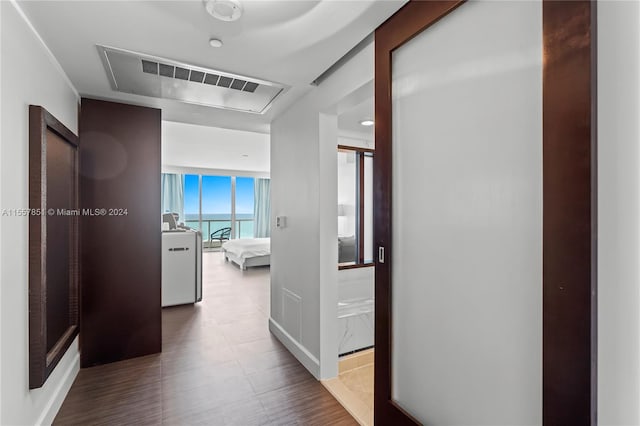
left=79, top=98, right=161, bottom=367
left=542, top=1, right=596, bottom=424
left=29, top=105, right=79, bottom=389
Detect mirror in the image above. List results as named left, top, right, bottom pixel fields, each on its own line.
left=337, top=96, right=374, bottom=268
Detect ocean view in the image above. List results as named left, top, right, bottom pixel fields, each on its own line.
left=183, top=213, right=255, bottom=239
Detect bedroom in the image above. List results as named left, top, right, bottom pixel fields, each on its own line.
left=159, top=117, right=272, bottom=306
left=161, top=119, right=272, bottom=269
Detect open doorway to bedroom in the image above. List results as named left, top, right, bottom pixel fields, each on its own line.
left=159, top=119, right=273, bottom=343
left=161, top=171, right=271, bottom=302
left=160, top=119, right=271, bottom=299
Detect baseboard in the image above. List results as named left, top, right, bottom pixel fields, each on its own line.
left=269, top=317, right=320, bottom=379
left=35, top=350, right=80, bottom=426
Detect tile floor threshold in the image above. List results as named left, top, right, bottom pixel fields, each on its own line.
left=322, top=349, right=374, bottom=426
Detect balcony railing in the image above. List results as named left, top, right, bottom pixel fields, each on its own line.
left=184, top=218, right=254, bottom=242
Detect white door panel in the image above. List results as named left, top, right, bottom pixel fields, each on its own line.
left=390, top=1, right=542, bottom=423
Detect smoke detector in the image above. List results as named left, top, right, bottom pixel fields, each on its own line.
left=205, top=0, right=243, bottom=22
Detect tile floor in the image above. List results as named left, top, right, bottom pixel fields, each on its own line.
left=54, top=252, right=357, bottom=425
left=322, top=349, right=374, bottom=426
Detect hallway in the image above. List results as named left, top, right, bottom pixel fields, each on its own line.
left=53, top=252, right=356, bottom=425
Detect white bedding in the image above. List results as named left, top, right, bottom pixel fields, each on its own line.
left=221, top=238, right=270, bottom=259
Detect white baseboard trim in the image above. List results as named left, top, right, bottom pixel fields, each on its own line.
left=36, top=350, right=80, bottom=426
left=269, top=317, right=320, bottom=379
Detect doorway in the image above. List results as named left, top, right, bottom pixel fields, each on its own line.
left=322, top=86, right=376, bottom=426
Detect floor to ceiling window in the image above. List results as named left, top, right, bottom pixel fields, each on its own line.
left=183, top=174, right=200, bottom=232
left=235, top=177, right=255, bottom=239
left=162, top=172, right=267, bottom=247
left=202, top=175, right=232, bottom=245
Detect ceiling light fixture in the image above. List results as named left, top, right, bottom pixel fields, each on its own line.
left=360, top=119, right=374, bottom=127
left=209, top=38, right=223, bottom=48
left=204, top=0, right=243, bottom=22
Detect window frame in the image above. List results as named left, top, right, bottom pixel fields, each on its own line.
left=180, top=173, right=256, bottom=243
left=338, top=144, right=374, bottom=270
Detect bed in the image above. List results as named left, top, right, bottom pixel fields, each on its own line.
left=221, top=238, right=270, bottom=270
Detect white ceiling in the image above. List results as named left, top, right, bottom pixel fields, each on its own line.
left=18, top=0, right=405, bottom=133
left=338, top=96, right=374, bottom=140
left=162, top=120, right=270, bottom=174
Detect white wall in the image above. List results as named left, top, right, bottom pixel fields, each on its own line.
left=597, top=1, right=640, bottom=424
left=1, top=2, right=80, bottom=424
left=162, top=120, right=270, bottom=175
left=318, top=112, right=339, bottom=378
left=270, top=40, right=374, bottom=379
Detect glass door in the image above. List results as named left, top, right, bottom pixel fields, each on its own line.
left=374, top=1, right=595, bottom=424
left=235, top=177, right=255, bottom=239
left=183, top=174, right=200, bottom=232
left=202, top=175, right=232, bottom=248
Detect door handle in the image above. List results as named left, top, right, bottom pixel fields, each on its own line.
left=378, top=246, right=385, bottom=263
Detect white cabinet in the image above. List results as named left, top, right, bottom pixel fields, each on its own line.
left=162, top=230, right=202, bottom=307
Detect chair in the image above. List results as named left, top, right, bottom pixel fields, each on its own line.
left=210, top=227, right=231, bottom=248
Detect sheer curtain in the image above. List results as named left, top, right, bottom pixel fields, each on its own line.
left=253, top=178, right=271, bottom=237
left=161, top=173, right=184, bottom=221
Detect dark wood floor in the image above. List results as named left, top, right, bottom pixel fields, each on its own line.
left=54, top=252, right=357, bottom=425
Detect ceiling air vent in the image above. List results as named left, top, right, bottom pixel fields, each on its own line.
left=141, top=60, right=158, bottom=74
left=189, top=71, right=205, bottom=83
left=174, top=67, right=190, bottom=80
left=217, top=76, right=233, bottom=88
left=97, top=45, right=286, bottom=114
left=243, top=82, right=258, bottom=93
left=230, top=79, right=246, bottom=90
left=203, top=74, right=219, bottom=85
left=159, top=63, right=175, bottom=78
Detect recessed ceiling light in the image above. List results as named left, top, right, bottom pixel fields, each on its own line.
left=204, top=0, right=243, bottom=22
left=360, top=119, right=374, bottom=127
left=209, top=38, right=223, bottom=48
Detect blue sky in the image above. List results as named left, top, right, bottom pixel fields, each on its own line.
left=184, top=175, right=254, bottom=215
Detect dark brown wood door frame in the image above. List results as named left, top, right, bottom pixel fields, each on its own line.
left=338, top=145, right=375, bottom=269
left=374, top=1, right=596, bottom=424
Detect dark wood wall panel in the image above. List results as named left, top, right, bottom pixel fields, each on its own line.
left=80, top=98, right=161, bottom=367
left=542, top=1, right=597, bottom=424
left=45, top=130, right=75, bottom=352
